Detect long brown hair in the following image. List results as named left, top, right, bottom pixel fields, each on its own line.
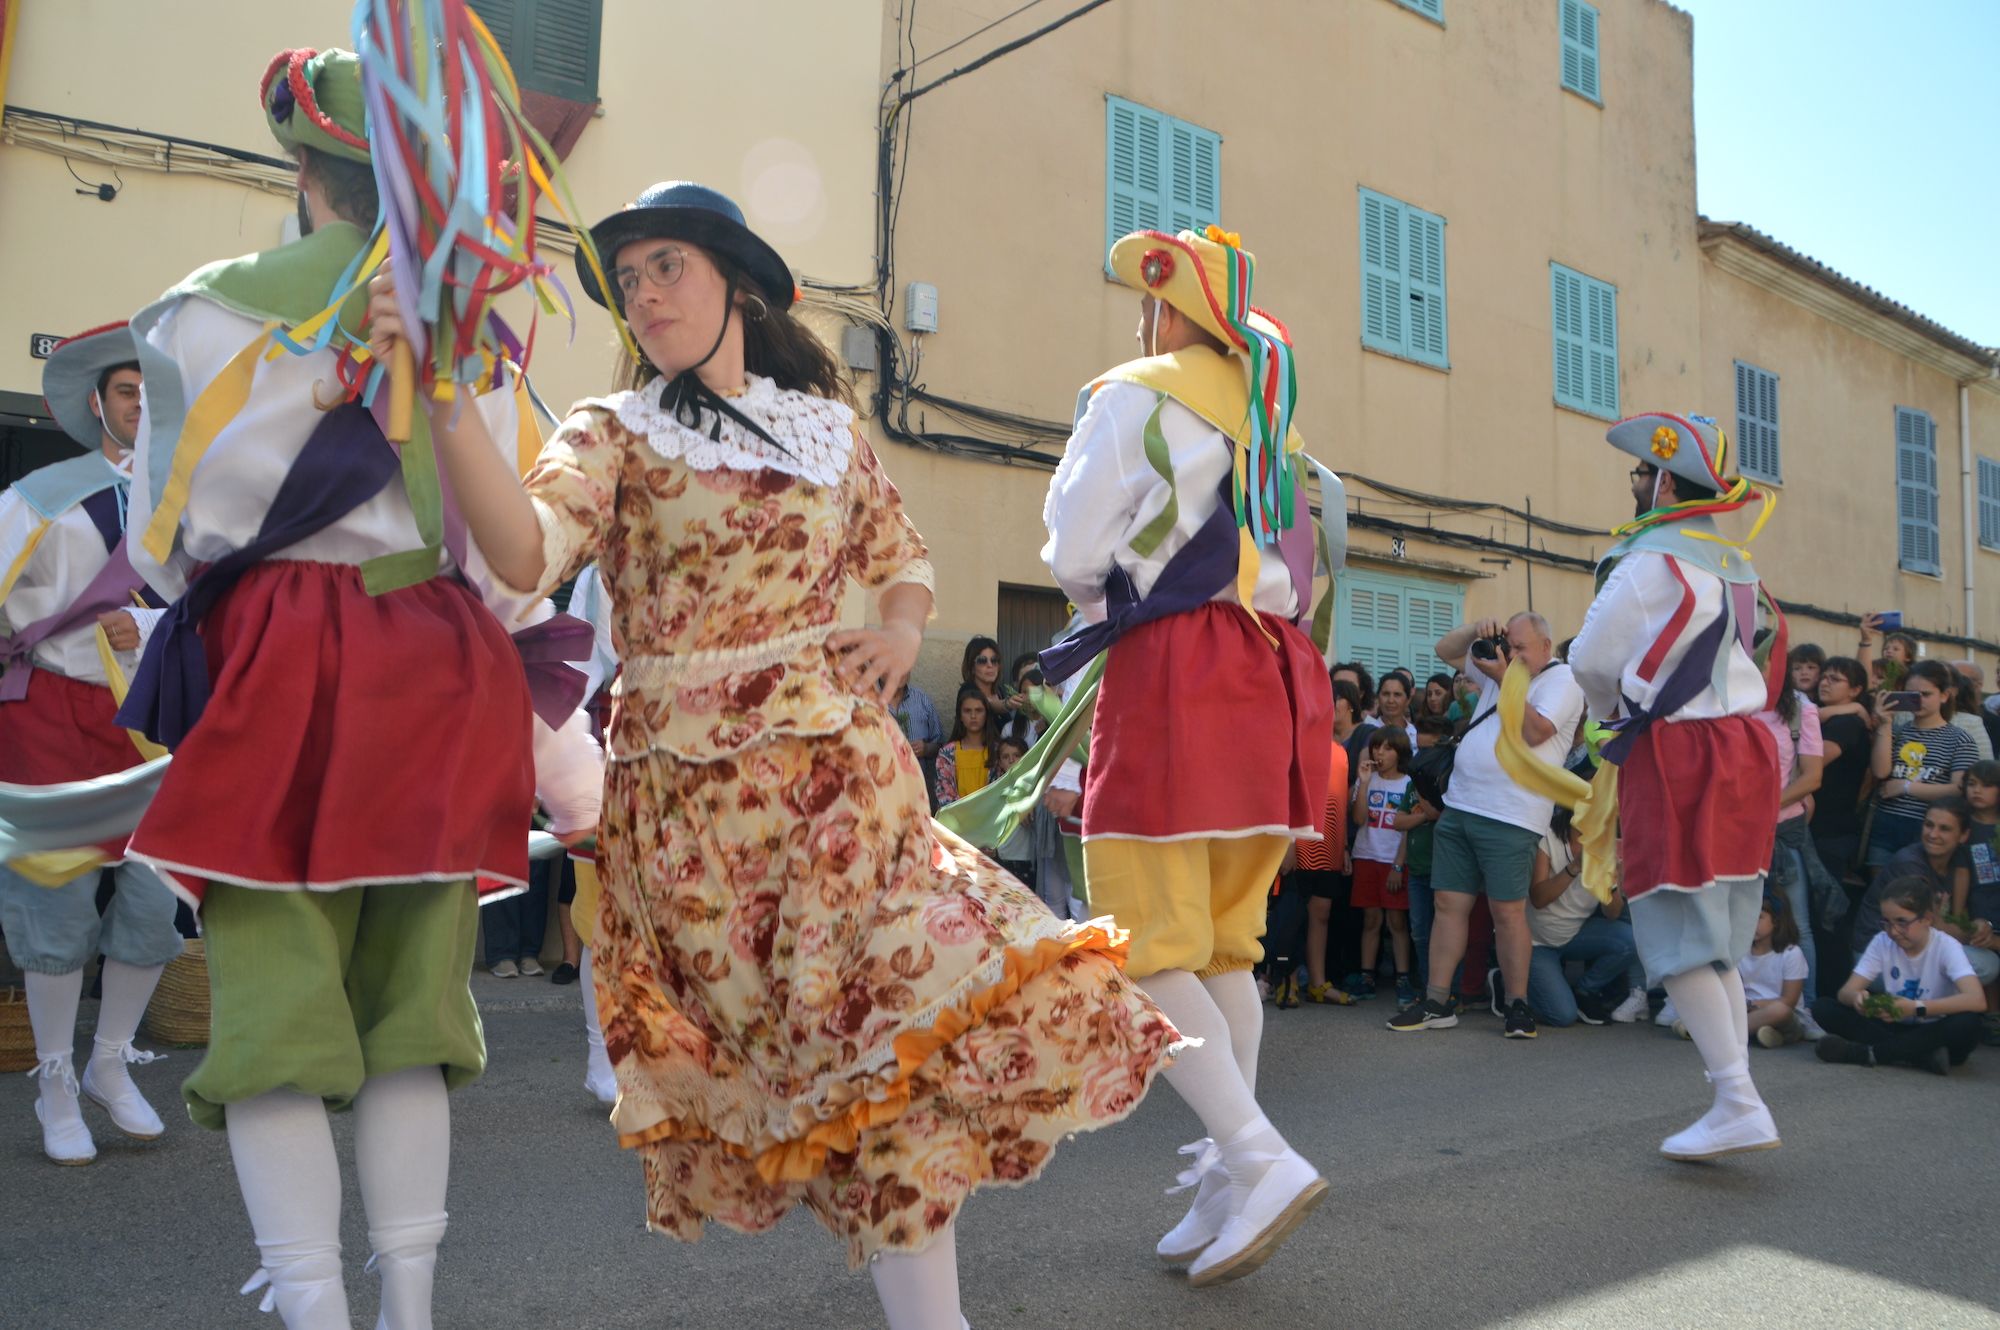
left=612, top=247, right=852, bottom=406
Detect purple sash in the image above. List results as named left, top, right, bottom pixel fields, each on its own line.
left=0, top=539, right=150, bottom=703
left=1598, top=609, right=1730, bottom=766
left=118, top=403, right=402, bottom=748
left=1039, top=470, right=1316, bottom=686
left=511, top=612, right=594, bottom=727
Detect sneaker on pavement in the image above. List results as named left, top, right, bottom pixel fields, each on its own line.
left=1503, top=999, right=1538, bottom=1039
left=1815, top=1034, right=1875, bottom=1067
left=517, top=957, right=545, bottom=978
left=1609, top=987, right=1650, bottom=1024
left=1388, top=997, right=1458, bottom=1032
left=1794, top=1003, right=1826, bottom=1042
left=1654, top=996, right=1679, bottom=1028
left=1918, top=1045, right=1951, bottom=1077
left=1186, top=1148, right=1327, bottom=1287
left=1487, top=968, right=1504, bottom=1018
left=1574, top=991, right=1613, bottom=1026
left=490, top=958, right=519, bottom=978
left=1754, top=1024, right=1786, bottom=1049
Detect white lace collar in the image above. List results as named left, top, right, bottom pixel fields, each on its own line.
left=608, top=373, right=855, bottom=487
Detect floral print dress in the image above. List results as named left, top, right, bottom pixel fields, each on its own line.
left=511, top=373, right=1175, bottom=1266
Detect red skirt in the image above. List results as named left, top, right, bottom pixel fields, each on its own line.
left=127, top=561, right=535, bottom=908
left=0, top=667, right=150, bottom=861
left=1620, top=714, right=1777, bottom=899
left=1084, top=602, right=1331, bottom=841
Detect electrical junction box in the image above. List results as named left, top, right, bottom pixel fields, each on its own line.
left=839, top=325, right=878, bottom=372
left=904, top=281, right=939, bottom=333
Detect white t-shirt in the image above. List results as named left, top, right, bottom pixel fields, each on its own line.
left=1527, top=829, right=1598, bottom=948
left=1737, top=945, right=1808, bottom=1003
left=1854, top=931, right=1977, bottom=1019
left=1353, top=774, right=1411, bottom=864
left=1445, top=658, right=1587, bottom=834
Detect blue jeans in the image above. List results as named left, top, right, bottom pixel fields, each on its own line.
left=481, top=859, right=551, bottom=965
left=1406, top=873, right=1434, bottom=987
left=1526, top=916, right=1638, bottom=1027
left=1773, top=843, right=1820, bottom=997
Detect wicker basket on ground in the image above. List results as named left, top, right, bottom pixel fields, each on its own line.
left=0, top=986, right=35, bottom=1072
left=140, top=939, right=211, bottom=1047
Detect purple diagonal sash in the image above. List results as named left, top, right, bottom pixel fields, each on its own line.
left=1597, top=607, right=1731, bottom=766
left=1039, top=489, right=1241, bottom=686
left=0, top=538, right=150, bottom=702
left=117, top=402, right=402, bottom=748
left=510, top=613, right=594, bottom=726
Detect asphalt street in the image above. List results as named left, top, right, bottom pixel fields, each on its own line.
left=5, top=974, right=1997, bottom=1330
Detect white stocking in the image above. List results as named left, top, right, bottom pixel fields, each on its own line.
left=23, top=968, right=83, bottom=1062
left=1200, top=969, right=1263, bottom=1093
left=1716, top=964, right=1752, bottom=1049
left=580, top=947, right=615, bottom=1102
left=227, top=1089, right=350, bottom=1330
left=1139, top=970, right=1260, bottom=1141
left=868, top=1220, right=962, bottom=1330
left=93, top=958, right=164, bottom=1047
left=354, top=1066, right=450, bottom=1330
left=1661, top=965, right=1765, bottom=1122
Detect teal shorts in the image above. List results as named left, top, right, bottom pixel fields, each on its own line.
left=182, top=880, right=485, bottom=1130
left=1431, top=808, right=1542, bottom=903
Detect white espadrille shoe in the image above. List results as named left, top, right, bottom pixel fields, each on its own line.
left=1156, top=1138, right=1230, bottom=1264
left=28, top=1056, right=96, bottom=1165
left=81, top=1040, right=167, bottom=1139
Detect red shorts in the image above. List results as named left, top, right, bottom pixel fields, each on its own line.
left=1350, top=858, right=1409, bottom=910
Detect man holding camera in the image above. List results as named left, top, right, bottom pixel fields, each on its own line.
left=1389, top=612, right=1584, bottom=1039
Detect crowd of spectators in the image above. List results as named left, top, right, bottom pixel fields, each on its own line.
left=900, top=610, right=2000, bottom=1074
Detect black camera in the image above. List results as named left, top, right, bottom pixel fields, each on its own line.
left=1470, top=635, right=1508, bottom=662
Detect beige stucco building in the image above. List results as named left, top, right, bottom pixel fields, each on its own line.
left=4, top=0, right=1996, bottom=705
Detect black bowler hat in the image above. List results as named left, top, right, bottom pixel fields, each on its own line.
left=578, top=181, right=795, bottom=312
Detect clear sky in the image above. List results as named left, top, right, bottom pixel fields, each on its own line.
left=1675, top=0, right=2000, bottom=348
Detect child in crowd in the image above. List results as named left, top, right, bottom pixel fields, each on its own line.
left=1726, top=893, right=1809, bottom=1048
left=1396, top=714, right=1456, bottom=990
left=1947, top=761, right=2000, bottom=989
left=1813, top=878, right=1986, bottom=1073
left=1350, top=728, right=1414, bottom=1005
left=1275, top=729, right=1352, bottom=1008
left=990, top=737, right=1037, bottom=892
left=934, top=687, right=998, bottom=804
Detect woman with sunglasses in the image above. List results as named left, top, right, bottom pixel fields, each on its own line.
left=960, top=635, right=1022, bottom=731
left=372, top=183, right=1173, bottom=1328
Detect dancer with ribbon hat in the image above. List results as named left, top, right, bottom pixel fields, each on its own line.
left=1038, top=223, right=1342, bottom=1286
left=1565, top=411, right=1788, bottom=1161
left=0, top=323, right=180, bottom=1166
left=116, top=42, right=599, bottom=1329
left=382, top=178, right=1176, bottom=1330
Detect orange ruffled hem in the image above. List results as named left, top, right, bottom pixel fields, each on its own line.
left=616, top=923, right=1132, bottom=1184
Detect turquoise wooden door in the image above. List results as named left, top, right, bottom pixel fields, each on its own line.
left=1333, top=569, right=1466, bottom=682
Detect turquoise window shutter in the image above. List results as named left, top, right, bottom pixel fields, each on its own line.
left=1561, top=0, right=1602, bottom=102
left=1551, top=264, right=1586, bottom=411
left=1336, top=571, right=1465, bottom=680
left=1733, top=361, right=1780, bottom=483
left=1360, top=189, right=1447, bottom=368
left=1393, top=0, right=1445, bottom=21
left=1585, top=278, right=1617, bottom=415
left=1107, top=97, right=1219, bottom=270
left=1406, top=205, right=1448, bottom=367
left=1896, top=407, right=1941, bottom=574
left=1359, top=190, right=1407, bottom=354
left=1553, top=263, right=1615, bottom=417
left=1977, top=458, right=2000, bottom=552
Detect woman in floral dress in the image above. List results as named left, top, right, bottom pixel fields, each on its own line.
left=371, top=183, right=1174, bottom=1329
